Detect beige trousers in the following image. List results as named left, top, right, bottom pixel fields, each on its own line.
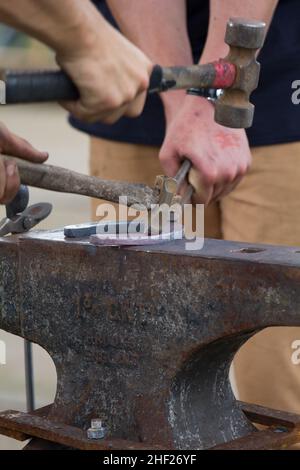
left=90, top=137, right=300, bottom=415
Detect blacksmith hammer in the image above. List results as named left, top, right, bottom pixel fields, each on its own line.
left=0, top=18, right=266, bottom=128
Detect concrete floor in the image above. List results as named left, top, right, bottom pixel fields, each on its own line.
left=0, top=103, right=90, bottom=449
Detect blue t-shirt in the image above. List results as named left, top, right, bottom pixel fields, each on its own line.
left=70, top=0, right=300, bottom=148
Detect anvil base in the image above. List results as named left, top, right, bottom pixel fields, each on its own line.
left=1, top=231, right=300, bottom=450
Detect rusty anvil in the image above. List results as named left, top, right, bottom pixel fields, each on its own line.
left=1, top=232, right=300, bottom=450
left=0, top=18, right=266, bottom=129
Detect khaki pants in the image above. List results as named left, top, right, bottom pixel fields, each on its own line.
left=90, top=137, right=300, bottom=415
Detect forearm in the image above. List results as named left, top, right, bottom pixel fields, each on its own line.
left=107, top=0, right=193, bottom=65
left=0, top=0, right=107, bottom=57
left=107, top=0, right=193, bottom=115
left=201, top=0, right=279, bottom=63
left=159, top=1, right=279, bottom=199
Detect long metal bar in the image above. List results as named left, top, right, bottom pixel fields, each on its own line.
left=1, top=402, right=300, bottom=450
left=174, top=160, right=192, bottom=187
left=0, top=410, right=165, bottom=450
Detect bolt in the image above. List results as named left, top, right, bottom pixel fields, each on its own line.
left=87, top=419, right=107, bottom=440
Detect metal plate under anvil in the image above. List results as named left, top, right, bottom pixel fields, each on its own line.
left=0, top=231, right=300, bottom=450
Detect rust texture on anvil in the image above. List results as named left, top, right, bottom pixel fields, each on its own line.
left=213, top=427, right=300, bottom=450
left=0, top=411, right=165, bottom=450
left=212, top=402, right=300, bottom=450
left=0, top=232, right=300, bottom=450
left=240, top=401, right=300, bottom=428
left=2, top=402, right=300, bottom=451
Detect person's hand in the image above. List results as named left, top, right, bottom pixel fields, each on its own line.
left=0, top=123, right=48, bottom=204
left=57, top=20, right=153, bottom=124
left=159, top=95, right=252, bottom=204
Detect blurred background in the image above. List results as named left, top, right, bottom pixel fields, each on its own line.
left=0, top=27, right=90, bottom=449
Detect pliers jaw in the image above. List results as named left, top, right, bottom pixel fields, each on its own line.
left=0, top=186, right=52, bottom=237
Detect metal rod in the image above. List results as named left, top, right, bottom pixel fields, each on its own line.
left=24, top=340, right=35, bottom=412
left=175, top=160, right=192, bottom=187
left=181, top=185, right=195, bottom=205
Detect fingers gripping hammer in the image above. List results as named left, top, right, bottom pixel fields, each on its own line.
left=0, top=18, right=266, bottom=129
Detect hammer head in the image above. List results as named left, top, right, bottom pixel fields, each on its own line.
left=215, top=18, right=266, bottom=129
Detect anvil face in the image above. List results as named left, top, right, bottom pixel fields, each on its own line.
left=1, top=231, right=300, bottom=450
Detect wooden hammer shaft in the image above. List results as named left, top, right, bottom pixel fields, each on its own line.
left=3, top=156, right=159, bottom=209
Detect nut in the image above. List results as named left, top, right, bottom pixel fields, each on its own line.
left=87, top=419, right=107, bottom=440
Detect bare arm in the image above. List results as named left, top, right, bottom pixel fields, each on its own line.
left=201, top=0, right=278, bottom=63
left=107, top=0, right=192, bottom=64
left=107, top=0, right=193, bottom=118
left=0, top=0, right=99, bottom=57
left=107, top=0, right=279, bottom=202
left=160, top=0, right=279, bottom=203
left=0, top=0, right=152, bottom=123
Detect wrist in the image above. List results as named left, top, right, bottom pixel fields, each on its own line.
left=161, top=90, right=186, bottom=122
left=184, top=94, right=215, bottom=117
left=164, top=93, right=215, bottom=126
